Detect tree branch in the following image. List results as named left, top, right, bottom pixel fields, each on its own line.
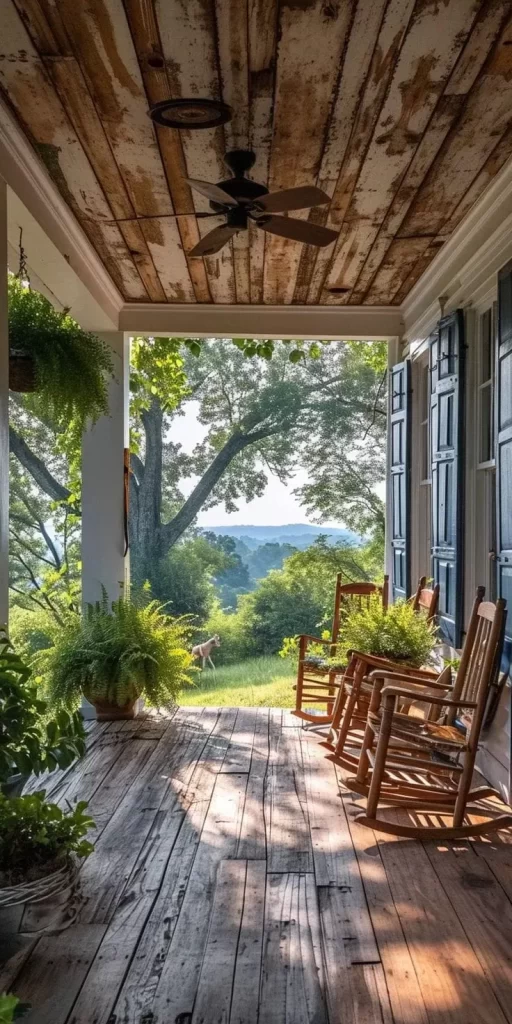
left=9, top=426, right=71, bottom=502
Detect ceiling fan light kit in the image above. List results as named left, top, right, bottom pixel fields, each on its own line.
left=186, top=150, right=337, bottom=257
left=148, top=97, right=232, bottom=129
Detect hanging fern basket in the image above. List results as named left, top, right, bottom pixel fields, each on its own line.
left=9, top=350, right=38, bottom=393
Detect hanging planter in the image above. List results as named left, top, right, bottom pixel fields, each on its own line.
left=8, top=350, right=38, bottom=393
left=8, top=276, right=113, bottom=427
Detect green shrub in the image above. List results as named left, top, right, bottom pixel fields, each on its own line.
left=0, top=993, right=30, bottom=1023
left=334, top=597, right=438, bottom=668
left=44, top=593, right=195, bottom=710
left=0, top=629, right=86, bottom=785
left=0, top=792, right=94, bottom=886
left=202, top=599, right=257, bottom=666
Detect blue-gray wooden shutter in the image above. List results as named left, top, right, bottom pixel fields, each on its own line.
left=389, top=359, right=411, bottom=601
left=497, top=263, right=512, bottom=648
left=430, top=310, right=465, bottom=645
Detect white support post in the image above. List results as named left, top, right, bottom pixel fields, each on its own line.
left=81, top=332, right=129, bottom=717
left=0, top=178, right=8, bottom=627
left=385, top=337, right=401, bottom=597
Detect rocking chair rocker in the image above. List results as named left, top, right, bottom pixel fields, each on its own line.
left=292, top=574, right=389, bottom=726
left=350, top=595, right=512, bottom=839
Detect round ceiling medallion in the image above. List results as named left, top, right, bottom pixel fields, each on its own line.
left=148, top=98, right=232, bottom=129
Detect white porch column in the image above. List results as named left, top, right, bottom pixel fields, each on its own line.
left=81, top=331, right=129, bottom=718
left=82, top=331, right=130, bottom=606
left=0, top=178, right=8, bottom=626
left=385, top=337, right=401, bottom=594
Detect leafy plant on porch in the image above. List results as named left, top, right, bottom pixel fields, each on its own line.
left=44, top=593, right=195, bottom=711
left=0, top=629, right=86, bottom=792
left=8, top=276, right=113, bottom=426
left=332, top=597, right=438, bottom=668
left=0, top=791, right=94, bottom=886
left=0, top=993, right=30, bottom=1023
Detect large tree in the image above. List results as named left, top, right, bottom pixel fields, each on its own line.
left=9, top=337, right=387, bottom=604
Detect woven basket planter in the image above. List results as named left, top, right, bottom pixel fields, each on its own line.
left=0, top=856, right=81, bottom=946
left=9, top=352, right=38, bottom=393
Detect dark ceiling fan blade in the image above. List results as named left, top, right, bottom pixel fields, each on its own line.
left=186, top=178, right=239, bottom=207
left=189, top=224, right=240, bottom=257
left=256, top=215, right=338, bottom=247
left=253, top=186, right=331, bottom=213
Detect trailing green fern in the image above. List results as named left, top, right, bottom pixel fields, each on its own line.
left=333, top=596, right=438, bottom=668
left=43, top=594, right=195, bottom=710
left=8, top=276, right=113, bottom=427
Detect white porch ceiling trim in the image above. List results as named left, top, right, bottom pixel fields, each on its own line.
left=0, top=95, right=123, bottom=327
left=402, top=152, right=512, bottom=345
left=118, top=303, right=403, bottom=340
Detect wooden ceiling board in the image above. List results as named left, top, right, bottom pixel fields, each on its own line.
left=292, top=0, right=389, bottom=305
left=2, top=0, right=512, bottom=308
left=247, top=0, right=278, bottom=303
left=155, top=0, right=236, bottom=303
left=322, top=0, right=482, bottom=303
left=349, top=0, right=512, bottom=304
left=139, top=216, right=197, bottom=302
left=262, top=0, right=355, bottom=305
left=369, top=8, right=512, bottom=302
left=306, top=0, right=417, bottom=305
left=122, top=0, right=211, bottom=302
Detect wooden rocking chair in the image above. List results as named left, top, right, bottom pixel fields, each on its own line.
left=321, top=576, right=440, bottom=766
left=350, top=596, right=512, bottom=839
left=292, top=574, right=389, bottom=725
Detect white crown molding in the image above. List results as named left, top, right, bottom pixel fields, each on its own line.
left=119, top=302, right=403, bottom=340
left=0, top=95, right=122, bottom=326
left=401, top=152, right=512, bottom=343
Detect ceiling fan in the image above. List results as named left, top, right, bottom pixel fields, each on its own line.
left=184, top=150, right=338, bottom=257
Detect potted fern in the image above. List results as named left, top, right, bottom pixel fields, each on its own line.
left=332, top=597, right=438, bottom=669
left=8, top=276, right=112, bottom=424
left=43, top=594, right=194, bottom=720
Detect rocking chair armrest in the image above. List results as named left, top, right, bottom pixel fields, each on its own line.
left=347, top=651, right=439, bottom=678
left=368, top=670, right=451, bottom=690
left=301, top=634, right=331, bottom=646
left=381, top=685, right=478, bottom=709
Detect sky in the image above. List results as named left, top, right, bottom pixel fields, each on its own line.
left=168, top=400, right=346, bottom=529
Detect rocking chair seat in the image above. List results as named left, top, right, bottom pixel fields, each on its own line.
left=368, top=706, right=468, bottom=754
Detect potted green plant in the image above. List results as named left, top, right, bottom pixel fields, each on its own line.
left=0, top=631, right=86, bottom=797
left=332, top=596, right=438, bottom=669
left=0, top=993, right=30, bottom=1023
left=8, top=276, right=112, bottom=425
left=44, top=594, right=194, bottom=720
left=0, top=791, right=94, bottom=943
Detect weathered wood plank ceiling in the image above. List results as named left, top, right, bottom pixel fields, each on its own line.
left=2, top=0, right=512, bottom=306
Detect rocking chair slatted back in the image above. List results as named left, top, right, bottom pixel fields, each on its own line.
left=411, top=576, right=439, bottom=621
left=292, top=574, right=388, bottom=724
left=450, top=598, right=506, bottom=731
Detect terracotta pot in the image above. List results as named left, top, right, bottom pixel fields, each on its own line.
left=90, top=697, right=138, bottom=721
left=9, top=352, right=38, bottom=392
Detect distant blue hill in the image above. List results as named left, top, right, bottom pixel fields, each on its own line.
left=204, top=524, right=360, bottom=549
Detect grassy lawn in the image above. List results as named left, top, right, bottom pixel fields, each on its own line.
left=179, top=655, right=297, bottom=708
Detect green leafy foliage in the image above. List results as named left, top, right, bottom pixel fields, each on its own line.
left=0, top=629, right=85, bottom=785
left=0, top=993, right=30, bottom=1023
left=334, top=597, right=438, bottom=668
left=8, top=277, right=113, bottom=429
left=44, top=594, right=195, bottom=710
left=0, top=792, right=94, bottom=885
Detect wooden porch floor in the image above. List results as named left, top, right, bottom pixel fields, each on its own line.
left=3, top=706, right=512, bottom=1024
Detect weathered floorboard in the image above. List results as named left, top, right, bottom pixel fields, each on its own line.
left=6, top=707, right=512, bottom=1024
